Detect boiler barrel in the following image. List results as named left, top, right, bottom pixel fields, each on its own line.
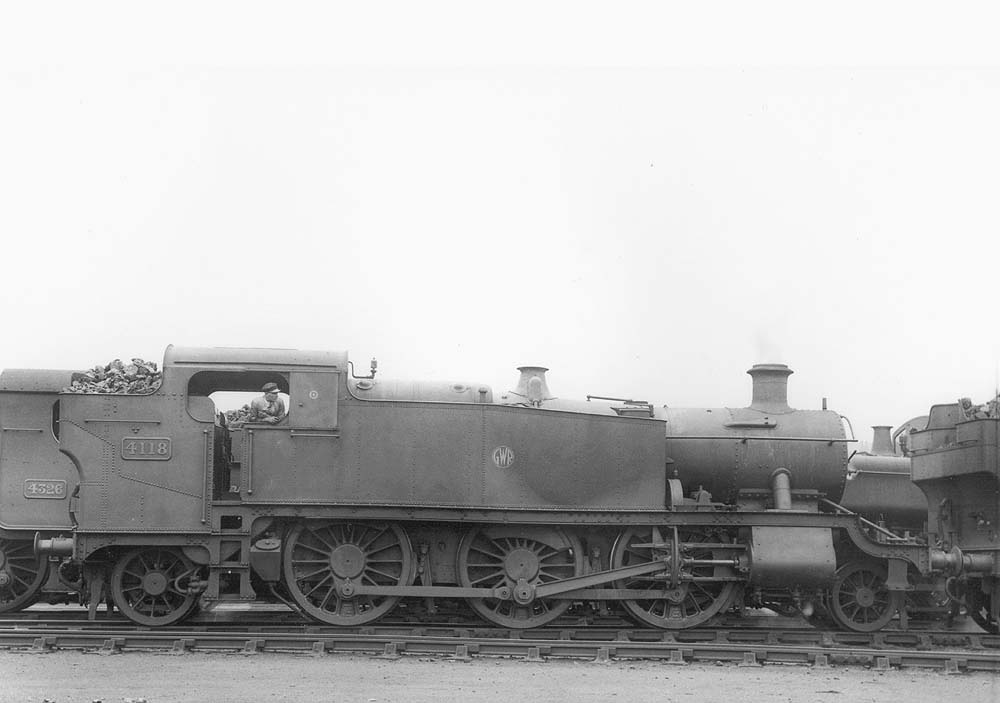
left=662, top=406, right=850, bottom=503
left=840, top=453, right=927, bottom=529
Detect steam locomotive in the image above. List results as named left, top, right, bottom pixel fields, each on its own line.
left=0, top=370, right=76, bottom=611
left=906, top=402, right=1000, bottom=633
left=4, top=345, right=989, bottom=632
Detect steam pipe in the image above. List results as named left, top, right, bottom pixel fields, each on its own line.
left=770, top=468, right=792, bottom=510
left=34, top=533, right=74, bottom=557
left=930, top=546, right=994, bottom=575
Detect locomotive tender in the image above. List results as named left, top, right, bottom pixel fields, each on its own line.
left=23, top=346, right=944, bottom=630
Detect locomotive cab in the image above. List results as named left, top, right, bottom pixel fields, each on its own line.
left=188, top=369, right=341, bottom=499
left=52, top=346, right=349, bottom=617
left=57, top=347, right=348, bottom=535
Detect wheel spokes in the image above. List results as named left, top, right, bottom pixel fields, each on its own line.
left=110, top=547, right=198, bottom=626
left=283, top=521, right=412, bottom=626
left=0, top=538, right=49, bottom=612
left=829, top=563, right=898, bottom=632
left=458, top=527, right=583, bottom=629
left=611, top=527, right=736, bottom=629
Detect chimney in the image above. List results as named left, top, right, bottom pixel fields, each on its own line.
left=747, top=363, right=793, bottom=412
left=513, top=366, right=552, bottom=406
left=871, top=425, right=894, bottom=456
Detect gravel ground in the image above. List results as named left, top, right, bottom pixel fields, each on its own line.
left=0, top=651, right=997, bottom=703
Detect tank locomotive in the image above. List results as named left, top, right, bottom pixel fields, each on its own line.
left=906, top=401, right=1000, bottom=633
left=32, top=346, right=938, bottom=631
left=0, top=370, right=78, bottom=611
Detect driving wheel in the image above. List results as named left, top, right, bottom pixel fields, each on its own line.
left=457, top=525, right=583, bottom=628
left=282, top=521, right=413, bottom=626
left=0, top=538, right=49, bottom=613
left=610, top=526, right=737, bottom=629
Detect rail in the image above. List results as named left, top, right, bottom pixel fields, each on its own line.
left=1, top=620, right=996, bottom=672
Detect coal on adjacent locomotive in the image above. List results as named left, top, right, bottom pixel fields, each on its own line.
left=32, top=345, right=940, bottom=631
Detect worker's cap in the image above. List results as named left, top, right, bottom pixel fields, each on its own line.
left=262, top=382, right=281, bottom=394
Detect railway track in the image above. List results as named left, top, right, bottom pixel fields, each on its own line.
left=3, top=609, right=999, bottom=673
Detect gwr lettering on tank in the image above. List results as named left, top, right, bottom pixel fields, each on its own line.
left=492, top=445, right=515, bottom=469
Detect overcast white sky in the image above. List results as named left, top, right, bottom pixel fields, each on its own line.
left=3, top=3, right=1000, bottom=444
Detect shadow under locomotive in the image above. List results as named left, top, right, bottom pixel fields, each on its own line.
left=29, top=346, right=962, bottom=632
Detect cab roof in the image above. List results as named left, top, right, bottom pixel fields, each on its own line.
left=163, top=345, right=348, bottom=370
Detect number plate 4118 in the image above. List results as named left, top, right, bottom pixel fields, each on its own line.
left=122, top=437, right=172, bottom=460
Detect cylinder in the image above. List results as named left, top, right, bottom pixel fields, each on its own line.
left=749, top=526, right=836, bottom=586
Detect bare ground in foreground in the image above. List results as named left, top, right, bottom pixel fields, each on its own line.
left=1, top=650, right=997, bottom=703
